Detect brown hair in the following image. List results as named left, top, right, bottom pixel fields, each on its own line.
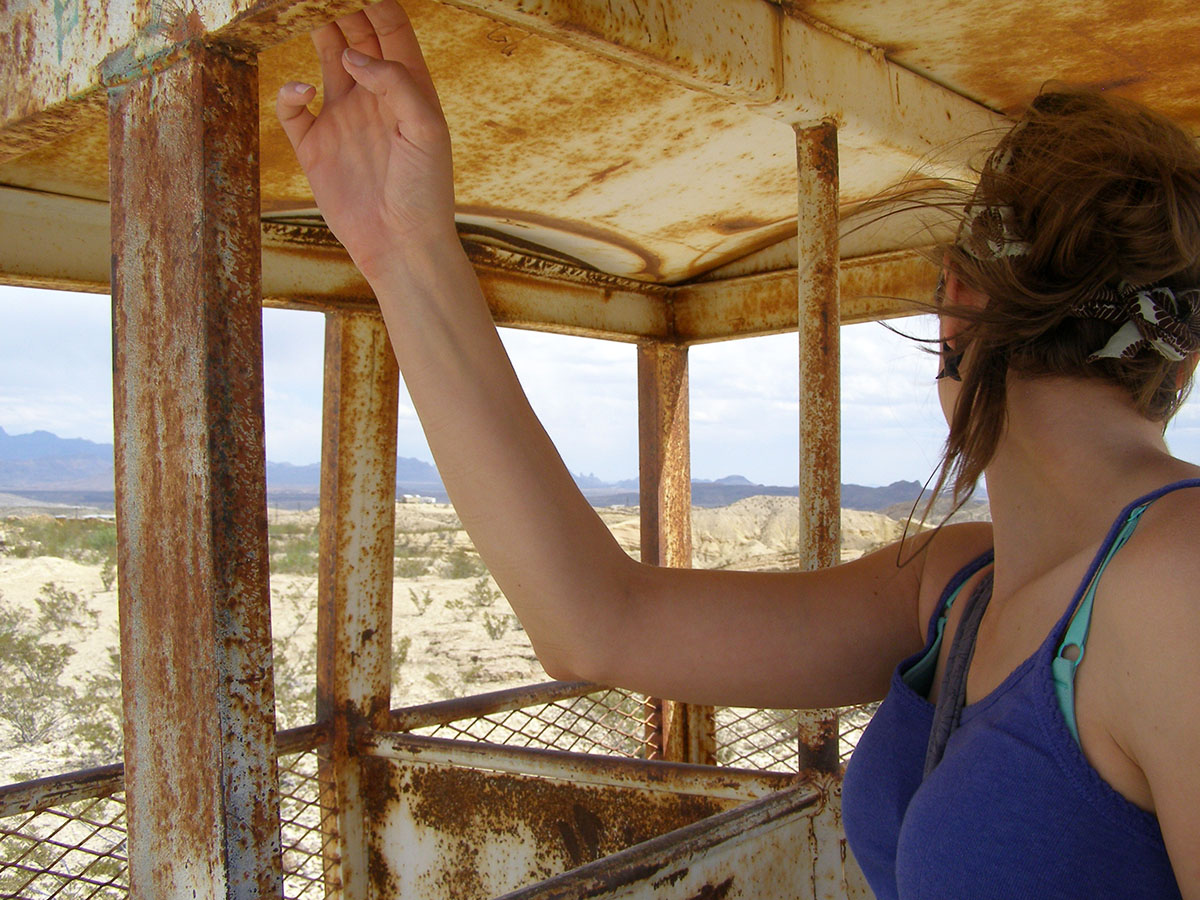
left=934, top=86, right=1200, bottom=503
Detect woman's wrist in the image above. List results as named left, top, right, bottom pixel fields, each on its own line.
left=353, top=221, right=465, bottom=287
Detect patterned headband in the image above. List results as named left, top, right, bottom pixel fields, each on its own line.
left=1070, top=283, right=1200, bottom=362
left=958, top=145, right=1032, bottom=262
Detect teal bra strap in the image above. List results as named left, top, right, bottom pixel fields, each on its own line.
left=1051, top=503, right=1149, bottom=746
left=903, top=576, right=976, bottom=696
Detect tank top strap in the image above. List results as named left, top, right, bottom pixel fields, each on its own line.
left=1051, top=477, right=1200, bottom=744
left=924, top=569, right=995, bottom=776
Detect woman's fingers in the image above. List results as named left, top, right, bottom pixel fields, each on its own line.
left=363, top=1, right=441, bottom=108
left=275, top=82, right=317, bottom=149
left=311, top=21, right=355, bottom=101
left=335, top=9, right=383, bottom=59
left=340, top=50, right=446, bottom=145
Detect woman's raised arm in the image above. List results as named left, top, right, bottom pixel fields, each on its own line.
left=275, top=0, right=971, bottom=709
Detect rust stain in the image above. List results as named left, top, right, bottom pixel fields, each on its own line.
left=710, top=215, right=774, bottom=234
left=398, top=762, right=731, bottom=894
left=797, top=0, right=1200, bottom=131
left=686, top=877, right=735, bottom=900
left=651, top=865, right=691, bottom=890
left=110, top=44, right=279, bottom=897
left=565, top=159, right=634, bottom=200
left=362, top=756, right=402, bottom=898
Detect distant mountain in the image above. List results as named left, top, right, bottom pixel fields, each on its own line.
left=842, top=480, right=925, bottom=511
left=0, top=427, right=114, bottom=490
left=0, top=428, right=938, bottom=514
left=0, top=427, right=112, bottom=461
left=266, top=456, right=445, bottom=494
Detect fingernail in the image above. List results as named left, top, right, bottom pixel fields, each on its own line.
left=344, top=48, right=371, bottom=66
left=290, top=82, right=314, bottom=94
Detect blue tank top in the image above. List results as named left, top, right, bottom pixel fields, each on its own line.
left=841, top=480, right=1198, bottom=900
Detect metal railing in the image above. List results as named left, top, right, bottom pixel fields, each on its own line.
left=0, top=727, right=328, bottom=900
left=0, top=684, right=878, bottom=898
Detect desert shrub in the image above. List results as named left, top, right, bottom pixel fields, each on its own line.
left=393, top=635, right=412, bottom=674
left=75, top=646, right=124, bottom=759
left=481, top=612, right=514, bottom=642
left=395, top=556, right=430, bottom=578
left=441, top=547, right=486, bottom=579
left=0, top=583, right=98, bottom=745
left=272, top=581, right=318, bottom=730
left=4, top=516, right=117, bottom=567
left=408, top=587, right=435, bottom=615
left=467, top=577, right=501, bottom=607
left=99, top=557, right=117, bottom=591
left=269, top=524, right=319, bottom=576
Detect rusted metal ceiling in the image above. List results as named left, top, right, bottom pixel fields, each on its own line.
left=3, top=0, right=1193, bottom=297
left=790, top=0, right=1200, bottom=129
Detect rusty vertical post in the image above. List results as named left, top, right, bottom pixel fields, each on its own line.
left=317, top=311, right=400, bottom=899
left=796, top=120, right=842, bottom=574
left=795, top=120, right=849, bottom=897
left=794, top=121, right=843, bottom=774
left=109, top=44, right=281, bottom=898
left=637, top=342, right=716, bottom=766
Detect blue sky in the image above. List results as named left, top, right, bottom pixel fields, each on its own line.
left=6, top=283, right=1198, bottom=486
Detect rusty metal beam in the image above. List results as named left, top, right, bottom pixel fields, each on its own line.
left=317, top=311, right=401, bottom=900
left=0, top=187, right=931, bottom=339
left=792, top=123, right=843, bottom=806
left=795, top=121, right=841, bottom=571
left=500, top=780, right=822, bottom=900
left=0, top=765, right=124, bottom=819
left=638, top=344, right=692, bottom=573
left=108, top=43, right=282, bottom=898
left=0, top=723, right=325, bottom=821
left=1, top=0, right=999, bottom=174
left=673, top=249, right=934, bottom=341
left=361, top=732, right=799, bottom=800
left=0, top=1, right=364, bottom=164
left=390, top=680, right=597, bottom=731
left=440, top=0, right=1001, bottom=153
left=636, top=343, right=717, bottom=765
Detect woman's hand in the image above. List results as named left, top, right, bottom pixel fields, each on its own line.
left=275, top=1, right=457, bottom=279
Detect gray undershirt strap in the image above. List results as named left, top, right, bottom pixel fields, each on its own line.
left=923, top=569, right=995, bottom=778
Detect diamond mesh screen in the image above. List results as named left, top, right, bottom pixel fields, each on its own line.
left=714, top=703, right=879, bottom=773
left=1, top=746, right=331, bottom=900
left=278, top=747, right=333, bottom=899
left=410, top=687, right=656, bottom=759
left=0, top=793, right=127, bottom=900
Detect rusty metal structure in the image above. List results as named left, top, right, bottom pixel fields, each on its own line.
left=2, top=0, right=1193, bottom=897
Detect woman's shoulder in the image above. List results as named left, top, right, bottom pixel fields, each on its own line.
left=913, top=520, right=995, bottom=630
left=1086, top=480, right=1200, bottom=867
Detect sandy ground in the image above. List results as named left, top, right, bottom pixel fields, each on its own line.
left=0, top=498, right=914, bottom=783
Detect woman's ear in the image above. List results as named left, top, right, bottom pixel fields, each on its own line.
left=940, top=268, right=989, bottom=344
left=943, top=269, right=989, bottom=311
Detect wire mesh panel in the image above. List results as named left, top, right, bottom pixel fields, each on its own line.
left=0, top=792, right=127, bottom=900
left=0, top=743, right=332, bottom=900
left=714, top=703, right=880, bottom=773
left=278, top=747, right=335, bottom=900
left=409, top=687, right=656, bottom=759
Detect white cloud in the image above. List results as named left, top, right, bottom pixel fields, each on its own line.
left=9, top=282, right=1195, bottom=489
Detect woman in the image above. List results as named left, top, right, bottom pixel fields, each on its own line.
left=276, top=4, right=1200, bottom=896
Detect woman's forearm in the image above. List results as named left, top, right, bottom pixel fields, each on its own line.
left=364, top=239, right=634, bottom=679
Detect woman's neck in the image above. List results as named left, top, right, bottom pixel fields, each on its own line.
left=981, top=375, right=1192, bottom=594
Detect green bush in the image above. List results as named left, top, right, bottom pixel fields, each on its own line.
left=442, top=547, right=486, bottom=579
left=3, top=516, right=117, bottom=567
left=408, top=587, right=435, bottom=615
left=395, top=555, right=430, bottom=578
left=0, top=583, right=98, bottom=745
left=269, top=524, right=320, bottom=576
